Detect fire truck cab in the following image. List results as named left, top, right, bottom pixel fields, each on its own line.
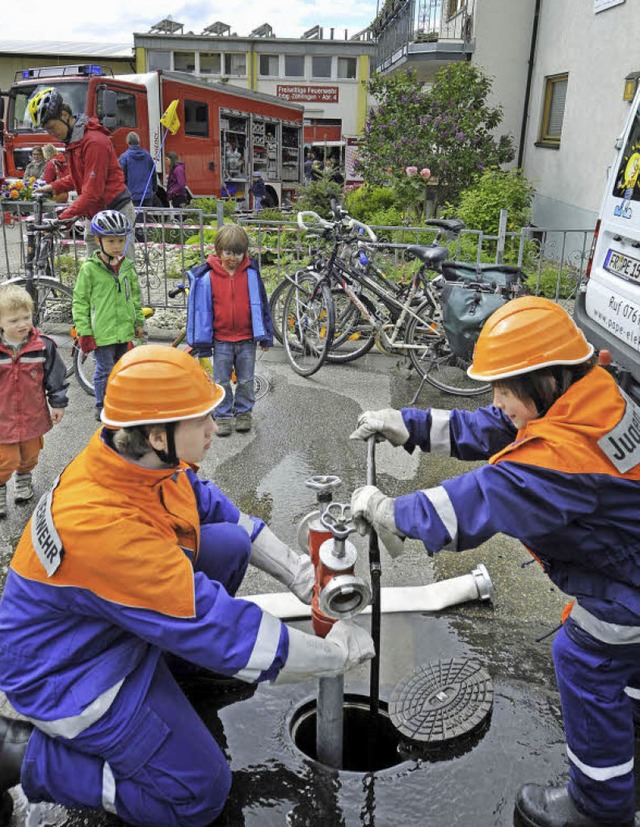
left=0, top=64, right=305, bottom=208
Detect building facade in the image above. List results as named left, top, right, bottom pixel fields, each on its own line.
left=0, top=40, right=134, bottom=95
left=521, top=0, right=637, bottom=228
left=133, top=22, right=376, bottom=164
left=371, top=0, right=637, bottom=229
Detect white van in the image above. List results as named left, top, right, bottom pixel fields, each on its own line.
left=574, top=90, right=640, bottom=402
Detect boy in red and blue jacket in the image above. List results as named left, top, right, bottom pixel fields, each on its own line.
left=203, top=223, right=273, bottom=437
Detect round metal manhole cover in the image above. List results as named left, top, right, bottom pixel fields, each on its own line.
left=388, top=658, right=493, bottom=746
left=254, top=370, right=272, bottom=400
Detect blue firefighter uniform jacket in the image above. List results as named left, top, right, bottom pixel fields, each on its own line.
left=394, top=366, right=640, bottom=628
left=0, top=429, right=288, bottom=734
left=392, top=364, right=640, bottom=821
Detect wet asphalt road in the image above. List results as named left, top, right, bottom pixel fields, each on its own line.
left=0, top=340, right=572, bottom=826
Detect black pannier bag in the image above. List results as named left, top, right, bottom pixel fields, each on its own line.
left=440, top=261, right=524, bottom=292
left=441, top=283, right=507, bottom=359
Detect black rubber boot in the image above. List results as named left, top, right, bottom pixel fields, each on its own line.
left=514, top=784, right=635, bottom=827
left=0, top=716, right=33, bottom=825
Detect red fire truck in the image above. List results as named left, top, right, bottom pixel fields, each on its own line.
left=0, top=64, right=305, bottom=208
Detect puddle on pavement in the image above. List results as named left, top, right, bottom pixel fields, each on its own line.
left=198, top=612, right=564, bottom=827
left=31, top=610, right=567, bottom=827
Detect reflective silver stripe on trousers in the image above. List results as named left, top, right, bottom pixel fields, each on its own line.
left=429, top=409, right=451, bottom=455
left=26, top=678, right=125, bottom=739
left=624, top=686, right=640, bottom=700
left=102, top=761, right=117, bottom=814
left=567, top=745, right=634, bottom=781
left=421, top=485, right=458, bottom=550
left=570, top=603, right=640, bottom=645
left=238, top=512, right=255, bottom=536
left=235, top=611, right=282, bottom=683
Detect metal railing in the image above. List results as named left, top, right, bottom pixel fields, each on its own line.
left=373, top=0, right=475, bottom=74
left=1, top=201, right=595, bottom=311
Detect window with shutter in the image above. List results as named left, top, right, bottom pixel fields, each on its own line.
left=538, top=74, right=568, bottom=148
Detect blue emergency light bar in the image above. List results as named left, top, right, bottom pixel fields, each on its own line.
left=18, top=65, right=108, bottom=81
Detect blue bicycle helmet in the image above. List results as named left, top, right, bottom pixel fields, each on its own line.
left=90, top=210, right=132, bottom=237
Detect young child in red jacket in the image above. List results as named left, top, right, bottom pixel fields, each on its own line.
left=205, top=223, right=273, bottom=436
left=0, top=284, right=68, bottom=518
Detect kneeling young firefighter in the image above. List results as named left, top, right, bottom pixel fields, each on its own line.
left=0, top=345, right=374, bottom=826
left=349, top=297, right=640, bottom=827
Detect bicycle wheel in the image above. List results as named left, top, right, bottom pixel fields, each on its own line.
left=282, top=272, right=335, bottom=377
left=326, top=288, right=376, bottom=364
left=73, top=347, right=96, bottom=395
left=268, top=276, right=292, bottom=346
left=5, top=277, right=74, bottom=377
left=405, top=299, right=491, bottom=397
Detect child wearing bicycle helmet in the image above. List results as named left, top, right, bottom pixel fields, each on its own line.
left=0, top=344, right=373, bottom=826
left=349, top=296, right=640, bottom=827
left=0, top=283, right=68, bottom=518
left=72, top=209, right=144, bottom=420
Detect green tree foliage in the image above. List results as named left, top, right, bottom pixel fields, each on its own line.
left=295, top=169, right=343, bottom=218
left=443, top=168, right=535, bottom=263
left=445, top=168, right=535, bottom=235
left=357, top=64, right=515, bottom=215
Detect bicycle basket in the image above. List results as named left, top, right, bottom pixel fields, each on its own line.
left=441, top=283, right=507, bottom=359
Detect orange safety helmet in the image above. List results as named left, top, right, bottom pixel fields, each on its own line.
left=467, top=296, right=594, bottom=381
left=101, top=345, right=224, bottom=428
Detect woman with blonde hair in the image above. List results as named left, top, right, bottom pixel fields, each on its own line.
left=42, top=143, right=68, bottom=203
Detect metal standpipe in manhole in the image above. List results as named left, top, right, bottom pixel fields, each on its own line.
left=289, top=692, right=404, bottom=773
left=288, top=658, right=494, bottom=774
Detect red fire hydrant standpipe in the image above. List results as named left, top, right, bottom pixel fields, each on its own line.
left=300, top=477, right=372, bottom=769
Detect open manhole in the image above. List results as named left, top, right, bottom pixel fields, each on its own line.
left=389, top=658, right=493, bottom=752
left=289, top=693, right=405, bottom=773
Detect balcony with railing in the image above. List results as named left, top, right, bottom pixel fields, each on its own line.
left=372, top=0, right=475, bottom=78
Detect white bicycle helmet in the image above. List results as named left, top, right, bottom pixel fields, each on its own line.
left=90, top=210, right=132, bottom=237
left=28, top=88, right=64, bottom=129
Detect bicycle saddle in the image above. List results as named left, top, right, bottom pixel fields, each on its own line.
left=406, top=244, right=450, bottom=266
left=423, top=218, right=466, bottom=234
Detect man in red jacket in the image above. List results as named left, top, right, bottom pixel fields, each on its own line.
left=28, top=87, right=136, bottom=261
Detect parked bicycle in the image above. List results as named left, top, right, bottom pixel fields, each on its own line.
left=280, top=207, right=528, bottom=396
left=3, top=193, right=78, bottom=377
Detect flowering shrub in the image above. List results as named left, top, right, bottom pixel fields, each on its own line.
left=388, top=166, right=433, bottom=223
left=357, top=64, right=515, bottom=216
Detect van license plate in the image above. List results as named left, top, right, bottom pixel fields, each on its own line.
left=604, top=249, right=640, bottom=282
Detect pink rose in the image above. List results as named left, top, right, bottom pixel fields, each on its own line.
left=420, top=168, right=431, bottom=180
left=405, top=166, right=418, bottom=177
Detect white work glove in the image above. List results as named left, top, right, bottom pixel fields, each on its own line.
left=250, top=525, right=315, bottom=604
left=350, top=485, right=406, bottom=558
left=349, top=409, right=410, bottom=447
left=273, top=620, right=375, bottom=685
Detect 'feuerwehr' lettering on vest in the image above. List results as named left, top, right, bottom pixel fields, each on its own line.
left=31, top=475, right=64, bottom=576
left=598, top=389, right=640, bottom=473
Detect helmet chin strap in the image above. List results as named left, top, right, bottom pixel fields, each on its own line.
left=60, top=116, right=73, bottom=146
left=152, top=423, right=179, bottom=467
left=98, top=238, right=124, bottom=266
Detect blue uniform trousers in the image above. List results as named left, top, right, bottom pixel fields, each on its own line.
left=554, top=621, right=640, bottom=823
left=19, top=520, right=252, bottom=826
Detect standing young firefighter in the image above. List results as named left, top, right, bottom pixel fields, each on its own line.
left=0, top=345, right=374, bottom=826
left=349, top=297, right=640, bottom=827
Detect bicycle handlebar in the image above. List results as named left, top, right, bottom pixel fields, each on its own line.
left=347, top=218, right=377, bottom=243
left=168, top=282, right=186, bottom=298
left=297, top=211, right=333, bottom=232
left=297, top=210, right=377, bottom=242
